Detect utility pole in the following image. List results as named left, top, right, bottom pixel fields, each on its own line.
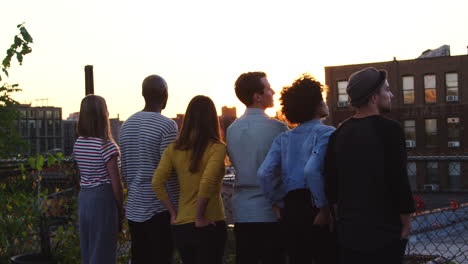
left=84, top=65, right=94, bottom=95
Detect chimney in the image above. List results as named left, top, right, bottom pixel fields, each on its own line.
left=84, top=65, right=94, bottom=95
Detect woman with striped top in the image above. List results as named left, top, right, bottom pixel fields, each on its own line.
left=152, top=95, right=227, bottom=264
left=74, top=95, right=124, bottom=264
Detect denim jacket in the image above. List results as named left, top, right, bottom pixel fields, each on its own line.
left=258, top=119, right=335, bottom=208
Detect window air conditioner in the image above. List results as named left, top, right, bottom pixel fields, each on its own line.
left=446, top=95, right=459, bottom=102
left=448, top=141, right=460, bottom=148
left=423, top=184, right=439, bottom=191
left=337, top=101, right=348, bottom=107
left=405, top=140, right=416, bottom=148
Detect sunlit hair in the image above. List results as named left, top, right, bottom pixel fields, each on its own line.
left=234, top=71, right=267, bottom=106
left=174, top=95, right=224, bottom=173
left=280, top=73, right=324, bottom=124
left=77, top=95, right=114, bottom=142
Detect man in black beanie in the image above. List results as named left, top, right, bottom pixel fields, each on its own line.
left=324, top=67, right=415, bottom=264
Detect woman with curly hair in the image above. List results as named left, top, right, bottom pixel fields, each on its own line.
left=258, top=74, right=336, bottom=264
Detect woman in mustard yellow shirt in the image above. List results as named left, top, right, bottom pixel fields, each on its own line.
left=152, top=95, right=226, bottom=264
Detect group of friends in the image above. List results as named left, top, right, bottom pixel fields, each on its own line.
left=73, top=67, right=415, bottom=264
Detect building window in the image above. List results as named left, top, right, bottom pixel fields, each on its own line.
left=404, top=120, right=416, bottom=148
left=425, top=119, right=437, bottom=147
left=19, top=110, right=27, bottom=118
left=28, top=120, right=36, bottom=130
left=55, top=120, right=61, bottom=136
left=46, top=110, right=52, bottom=119
left=402, top=76, right=414, bottom=104
left=445, top=73, right=458, bottom=102
left=447, top=117, right=460, bottom=148
left=38, top=110, right=44, bottom=119
left=47, top=120, right=53, bottom=136
left=55, top=138, right=62, bottom=149
left=47, top=138, right=54, bottom=151
left=29, top=110, right=35, bottom=119
left=337, top=81, right=348, bottom=107
left=448, top=162, right=461, bottom=190
left=39, top=139, right=46, bottom=153
left=424, top=74, right=437, bottom=103
left=407, top=162, right=417, bottom=190
left=38, top=120, right=45, bottom=136
left=54, top=110, right=61, bottom=120
left=20, top=120, right=28, bottom=137
left=426, top=162, right=439, bottom=185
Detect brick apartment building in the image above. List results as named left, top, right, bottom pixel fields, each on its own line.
left=325, top=47, right=468, bottom=191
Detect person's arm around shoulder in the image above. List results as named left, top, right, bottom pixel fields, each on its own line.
left=196, top=143, right=227, bottom=227
left=152, top=144, right=178, bottom=224
left=258, top=134, right=284, bottom=210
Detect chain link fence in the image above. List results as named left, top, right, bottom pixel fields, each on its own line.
left=405, top=204, right=468, bottom=263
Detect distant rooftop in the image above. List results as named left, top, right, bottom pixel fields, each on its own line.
left=417, top=45, right=451, bottom=59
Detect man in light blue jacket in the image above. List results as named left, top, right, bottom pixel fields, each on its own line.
left=227, top=71, right=288, bottom=264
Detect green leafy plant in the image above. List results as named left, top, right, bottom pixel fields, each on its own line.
left=0, top=166, right=41, bottom=262
left=0, top=153, right=73, bottom=262
left=50, top=197, right=80, bottom=264
left=0, top=23, right=33, bottom=158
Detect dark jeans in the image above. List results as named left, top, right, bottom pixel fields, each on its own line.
left=234, top=222, right=285, bottom=264
left=282, top=189, right=337, bottom=264
left=128, top=211, right=174, bottom=264
left=172, top=221, right=227, bottom=264
left=339, top=239, right=407, bottom=264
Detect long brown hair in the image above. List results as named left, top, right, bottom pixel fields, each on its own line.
left=175, top=95, right=223, bottom=173
left=77, top=95, right=113, bottom=141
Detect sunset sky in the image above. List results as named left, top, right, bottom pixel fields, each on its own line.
left=1, top=0, right=468, bottom=120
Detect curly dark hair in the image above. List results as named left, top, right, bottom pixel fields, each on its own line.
left=234, top=71, right=267, bottom=106
left=280, top=74, right=324, bottom=124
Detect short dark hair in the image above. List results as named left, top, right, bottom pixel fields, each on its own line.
left=142, top=75, right=168, bottom=105
left=280, top=74, right=324, bottom=124
left=234, top=72, right=267, bottom=106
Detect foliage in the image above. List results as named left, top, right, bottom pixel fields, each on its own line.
left=50, top=197, right=80, bottom=264
left=0, top=170, right=41, bottom=262
left=0, top=153, right=70, bottom=262
left=0, top=152, right=136, bottom=263
left=0, top=23, right=33, bottom=158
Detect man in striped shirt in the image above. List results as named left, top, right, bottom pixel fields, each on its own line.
left=120, top=75, right=179, bottom=264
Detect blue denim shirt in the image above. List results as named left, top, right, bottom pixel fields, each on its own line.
left=227, top=108, right=288, bottom=222
left=258, top=119, right=335, bottom=208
